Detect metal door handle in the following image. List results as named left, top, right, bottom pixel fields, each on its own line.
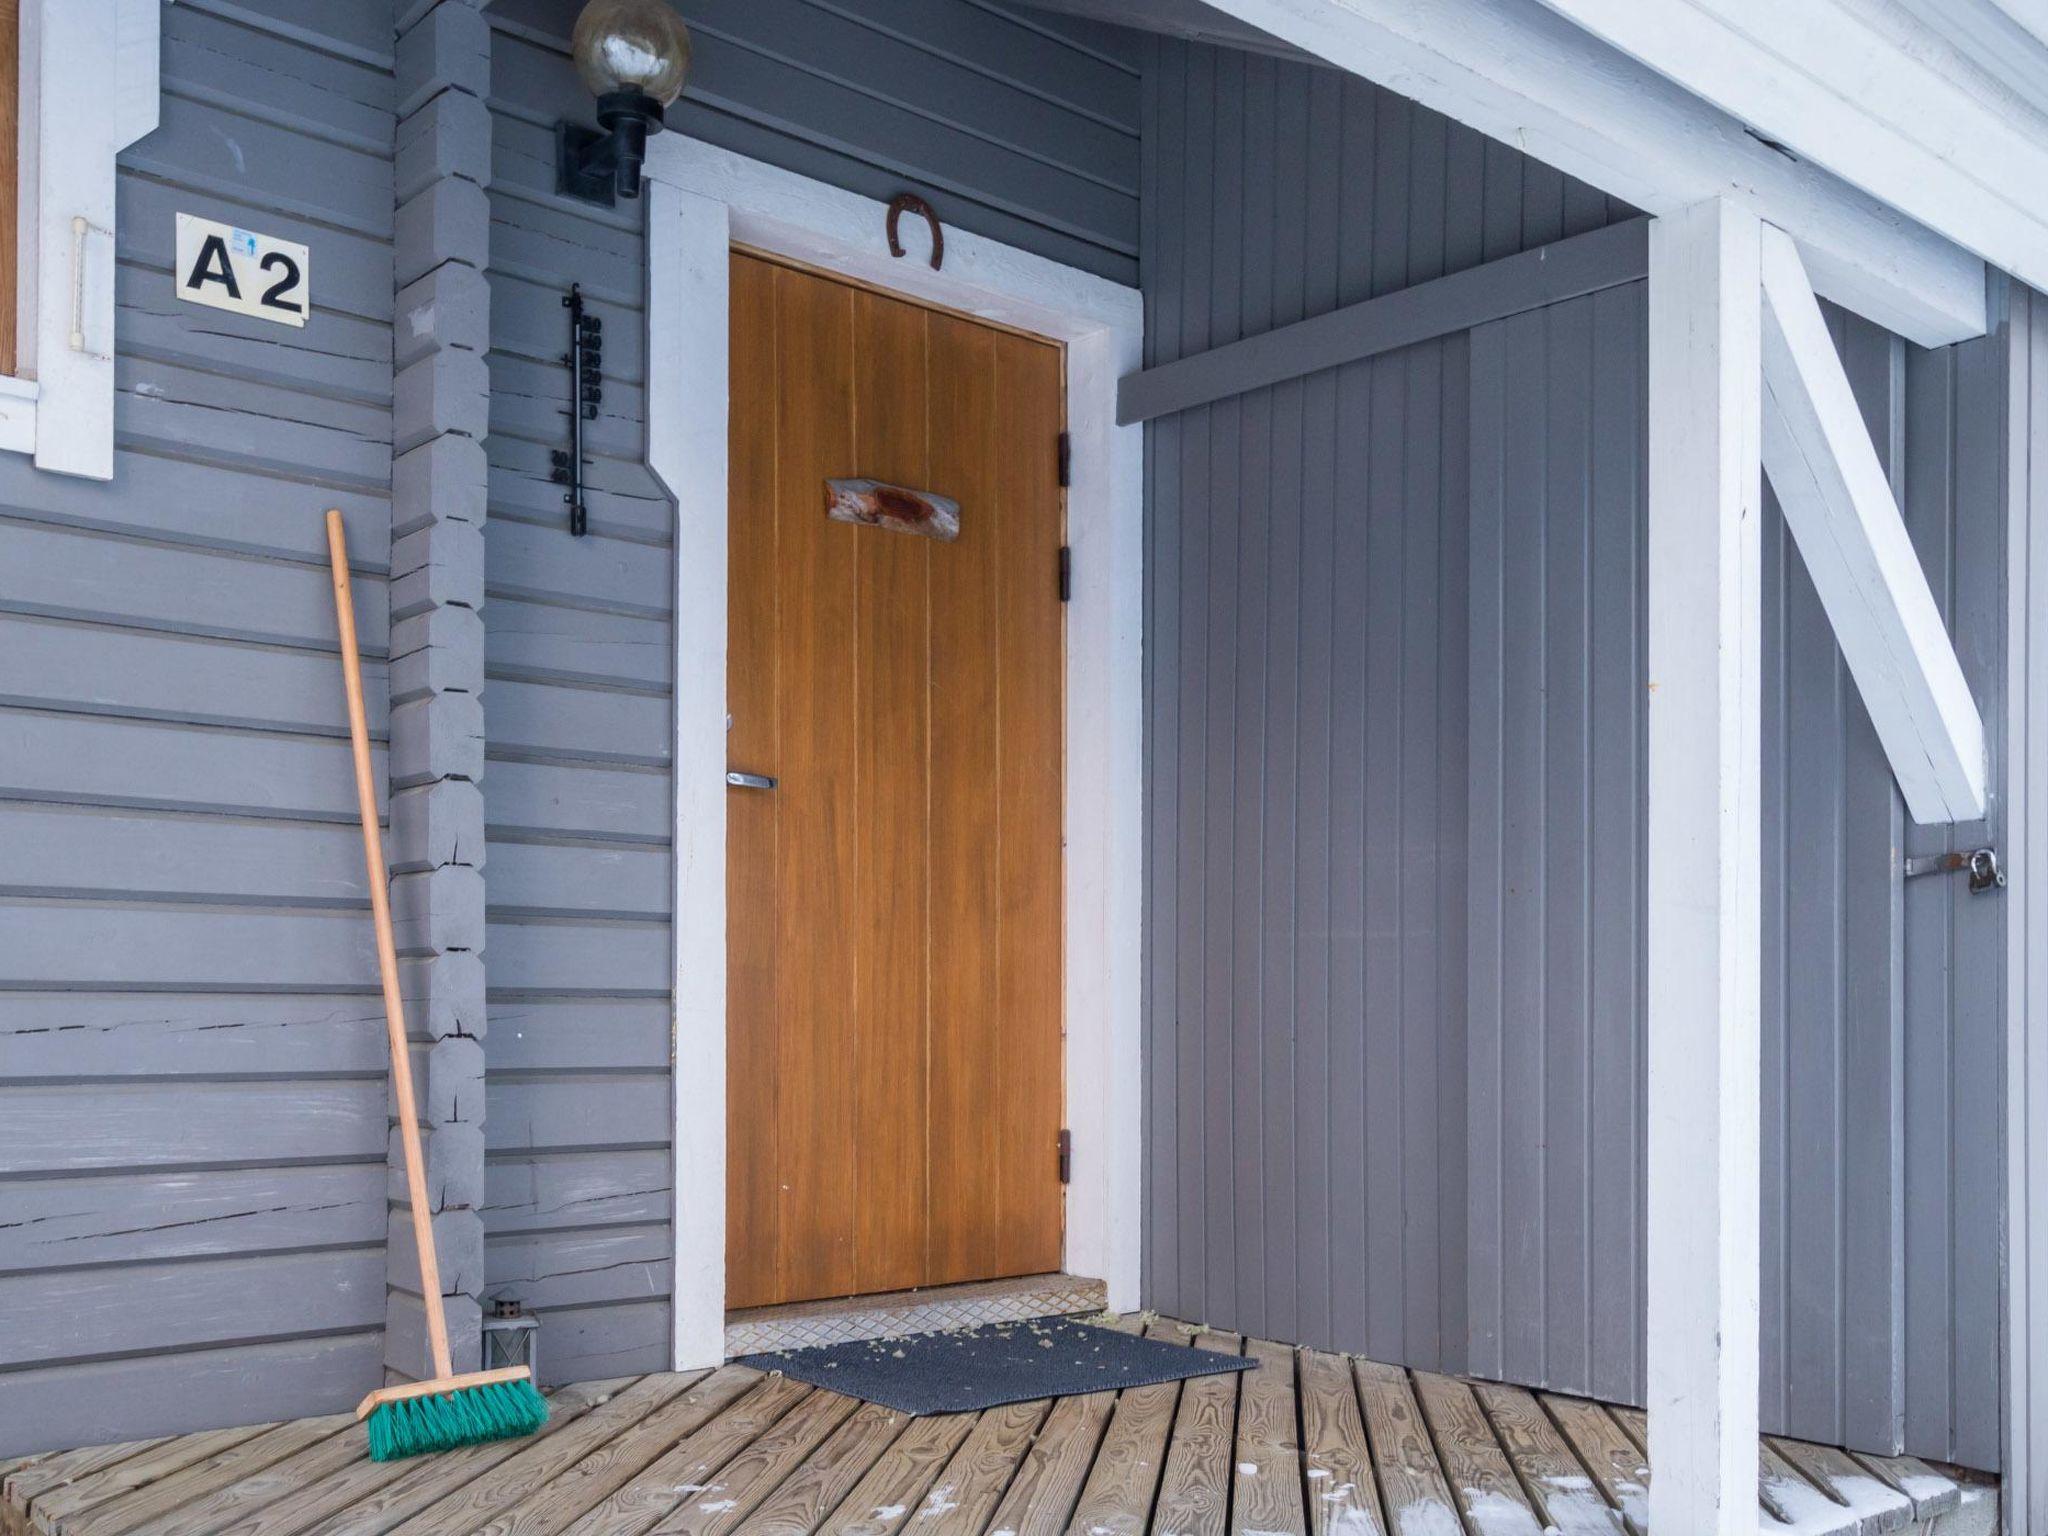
left=726, top=770, right=777, bottom=791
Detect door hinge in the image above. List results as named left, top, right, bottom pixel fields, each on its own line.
left=1057, top=431, right=1071, bottom=488
left=1057, top=1129, right=1072, bottom=1184
left=1058, top=545, right=1072, bottom=604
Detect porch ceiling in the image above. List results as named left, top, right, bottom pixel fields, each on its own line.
left=1028, top=0, right=1991, bottom=346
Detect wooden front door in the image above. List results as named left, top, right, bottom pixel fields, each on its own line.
left=725, top=252, right=1066, bottom=1310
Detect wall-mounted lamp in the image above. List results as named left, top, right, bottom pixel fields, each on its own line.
left=555, top=0, right=692, bottom=206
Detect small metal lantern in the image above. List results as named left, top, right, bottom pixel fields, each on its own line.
left=482, top=1297, right=540, bottom=1375
left=556, top=0, right=692, bottom=205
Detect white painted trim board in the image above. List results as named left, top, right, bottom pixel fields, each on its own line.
left=1195, top=0, right=1984, bottom=347
left=642, top=134, right=1146, bottom=1369
left=14, top=0, right=164, bottom=478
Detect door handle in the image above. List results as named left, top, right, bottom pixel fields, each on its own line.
left=726, top=770, right=777, bottom=791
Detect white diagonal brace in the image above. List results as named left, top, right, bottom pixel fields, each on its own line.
left=1759, top=223, right=1989, bottom=825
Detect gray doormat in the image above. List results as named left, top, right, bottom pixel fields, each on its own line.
left=735, top=1316, right=1254, bottom=1415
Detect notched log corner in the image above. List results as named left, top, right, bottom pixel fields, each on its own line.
left=825, top=477, right=961, bottom=541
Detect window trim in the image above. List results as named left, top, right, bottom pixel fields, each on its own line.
left=8, top=0, right=162, bottom=479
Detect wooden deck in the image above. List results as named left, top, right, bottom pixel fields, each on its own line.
left=0, top=1317, right=1992, bottom=1536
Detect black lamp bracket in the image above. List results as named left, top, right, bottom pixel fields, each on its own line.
left=557, top=91, right=666, bottom=206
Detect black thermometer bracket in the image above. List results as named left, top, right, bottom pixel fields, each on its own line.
left=550, top=283, right=603, bottom=536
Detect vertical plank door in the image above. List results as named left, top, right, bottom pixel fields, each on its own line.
left=725, top=252, right=1066, bottom=1309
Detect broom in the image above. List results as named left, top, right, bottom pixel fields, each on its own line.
left=326, top=509, right=549, bottom=1459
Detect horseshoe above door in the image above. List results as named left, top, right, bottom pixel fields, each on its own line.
left=886, top=192, right=943, bottom=270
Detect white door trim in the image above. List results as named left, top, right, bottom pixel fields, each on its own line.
left=640, top=135, right=1146, bottom=1370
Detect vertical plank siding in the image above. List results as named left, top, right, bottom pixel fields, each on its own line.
left=479, top=0, right=1141, bottom=1385
left=1464, top=288, right=1648, bottom=1409
left=1139, top=34, right=1633, bottom=1377
left=0, top=1, right=397, bottom=1453
left=1141, top=34, right=2006, bottom=1471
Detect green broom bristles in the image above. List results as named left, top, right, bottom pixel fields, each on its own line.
left=366, top=1376, right=549, bottom=1461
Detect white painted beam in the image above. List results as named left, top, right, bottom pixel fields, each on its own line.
left=1195, top=0, right=1986, bottom=346
left=1527, top=0, right=2048, bottom=315
left=645, top=178, right=731, bottom=1374
left=1645, top=196, right=1763, bottom=1536
left=1758, top=224, right=1989, bottom=825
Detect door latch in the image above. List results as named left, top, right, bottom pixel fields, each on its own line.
left=725, top=771, right=777, bottom=791
left=1904, top=845, right=2004, bottom=892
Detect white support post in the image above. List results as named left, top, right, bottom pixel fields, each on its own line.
left=1759, top=223, right=1988, bottom=825
left=1645, top=196, right=1764, bottom=1536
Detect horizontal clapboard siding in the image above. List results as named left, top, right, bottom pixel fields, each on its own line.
left=0, top=1, right=393, bottom=1457
left=484, top=0, right=1139, bottom=285
left=482, top=12, right=676, bottom=1384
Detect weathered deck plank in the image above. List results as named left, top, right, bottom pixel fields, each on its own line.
left=2, top=1315, right=1981, bottom=1536
left=1758, top=1438, right=1854, bottom=1532
left=1852, top=1453, right=1962, bottom=1522
left=383, top=1373, right=699, bottom=1535
left=28, top=1425, right=273, bottom=1534
left=1470, top=1381, right=1622, bottom=1536
left=212, top=1378, right=627, bottom=1536
left=1544, top=1395, right=1652, bottom=1536
left=1063, top=1321, right=1188, bottom=1536
left=1412, top=1371, right=1545, bottom=1536
left=559, top=1373, right=808, bottom=1536
left=1357, top=1361, right=1464, bottom=1536
left=97, top=1417, right=361, bottom=1536
left=1232, top=1340, right=1306, bottom=1536
left=813, top=1411, right=975, bottom=1536
left=3, top=1440, right=169, bottom=1536
left=1767, top=1440, right=1915, bottom=1535
left=1297, top=1341, right=1386, bottom=1536
left=908, top=1399, right=1049, bottom=1535
left=732, top=1401, right=911, bottom=1536
left=473, top=1366, right=733, bottom=1536
left=1151, top=1330, right=1243, bottom=1536
left=977, top=1390, right=1114, bottom=1536
left=650, top=1388, right=863, bottom=1536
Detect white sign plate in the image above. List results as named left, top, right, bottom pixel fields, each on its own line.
left=174, top=213, right=310, bottom=328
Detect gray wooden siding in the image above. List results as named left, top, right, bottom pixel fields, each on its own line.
left=477, top=0, right=1138, bottom=1383
left=1139, top=31, right=1631, bottom=1379
left=1461, top=294, right=2006, bottom=1468
left=1463, top=286, right=1647, bottom=1410
left=1141, top=33, right=2005, bottom=1471
left=485, top=0, right=1140, bottom=286
left=479, top=45, right=680, bottom=1368
left=0, top=1, right=395, bottom=1455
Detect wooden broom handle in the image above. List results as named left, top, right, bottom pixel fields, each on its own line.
left=327, top=510, right=454, bottom=1383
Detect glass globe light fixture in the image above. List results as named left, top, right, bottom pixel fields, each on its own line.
left=556, top=0, right=693, bottom=205
left=572, top=0, right=691, bottom=105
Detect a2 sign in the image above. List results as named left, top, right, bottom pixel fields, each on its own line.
left=174, top=213, right=310, bottom=328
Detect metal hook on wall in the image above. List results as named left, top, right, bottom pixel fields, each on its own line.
left=886, top=192, right=943, bottom=270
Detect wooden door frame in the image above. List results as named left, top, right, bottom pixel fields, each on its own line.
left=641, top=136, right=1145, bottom=1371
